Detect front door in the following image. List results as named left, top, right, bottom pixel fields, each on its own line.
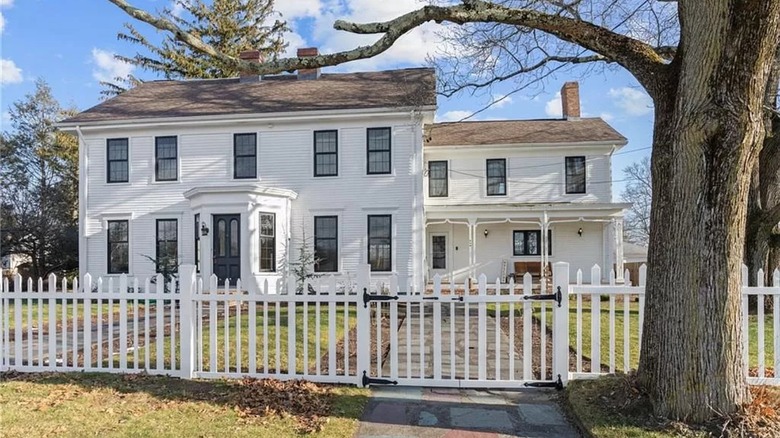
left=213, top=214, right=241, bottom=282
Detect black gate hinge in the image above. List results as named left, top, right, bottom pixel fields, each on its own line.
left=522, top=286, right=563, bottom=307
left=362, top=288, right=399, bottom=308
left=523, top=374, right=563, bottom=390
left=362, top=370, right=398, bottom=386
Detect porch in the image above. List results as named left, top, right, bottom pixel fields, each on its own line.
left=424, top=203, right=629, bottom=286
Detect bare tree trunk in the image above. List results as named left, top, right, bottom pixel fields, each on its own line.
left=638, top=1, right=780, bottom=422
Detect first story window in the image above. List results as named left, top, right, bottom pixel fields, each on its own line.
left=234, top=133, right=257, bottom=179
left=156, top=219, right=178, bottom=273
left=194, top=214, right=200, bottom=273
left=314, top=130, right=338, bottom=176
left=431, top=235, right=446, bottom=269
left=368, top=215, right=392, bottom=271
left=107, top=220, right=129, bottom=274
left=513, top=230, right=553, bottom=256
left=565, top=156, right=586, bottom=194
left=428, top=161, right=448, bottom=197
left=259, top=213, right=276, bottom=272
left=107, top=138, right=129, bottom=183
left=314, top=216, right=338, bottom=272
left=367, top=127, right=391, bottom=174
left=155, top=136, right=178, bottom=181
left=486, top=158, right=507, bottom=196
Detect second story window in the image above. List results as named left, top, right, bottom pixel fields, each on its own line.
left=565, top=156, right=586, bottom=194
left=428, top=161, right=448, bottom=197
left=107, top=138, right=129, bottom=183
left=155, top=136, right=178, bottom=181
left=486, top=158, right=507, bottom=196
left=314, top=130, right=338, bottom=177
left=234, top=133, right=257, bottom=179
left=367, top=127, right=391, bottom=175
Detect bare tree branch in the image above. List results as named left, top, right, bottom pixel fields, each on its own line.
left=108, top=0, right=669, bottom=92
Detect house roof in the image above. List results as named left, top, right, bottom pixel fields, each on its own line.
left=624, top=242, right=648, bottom=262
left=61, top=68, right=436, bottom=125
left=425, top=118, right=627, bottom=147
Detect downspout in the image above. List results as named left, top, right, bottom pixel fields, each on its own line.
left=76, top=126, right=88, bottom=280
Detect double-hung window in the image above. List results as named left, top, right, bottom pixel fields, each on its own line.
left=259, top=213, right=275, bottom=272
left=156, top=219, right=178, bottom=273
left=513, top=230, right=553, bottom=256
left=565, top=156, right=586, bottom=194
left=194, top=214, right=201, bottom=273
left=155, top=136, right=178, bottom=181
left=367, top=127, right=391, bottom=174
left=486, top=158, right=507, bottom=196
left=314, top=130, right=338, bottom=177
left=107, top=138, right=129, bottom=183
left=428, top=161, right=448, bottom=197
left=367, top=215, right=392, bottom=271
left=234, top=133, right=257, bottom=179
left=314, top=216, right=338, bottom=272
left=107, top=220, right=129, bottom=274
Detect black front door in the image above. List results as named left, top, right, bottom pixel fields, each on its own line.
left=213, top=214, right=240, bottom=282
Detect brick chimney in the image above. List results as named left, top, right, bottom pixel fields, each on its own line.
left=560, top=81, right=581, bottom=119
left=239, top=50, right=262, bottom=82
left=297, top=47, right=321, bottom=80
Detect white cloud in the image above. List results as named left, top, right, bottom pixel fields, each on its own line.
left=283, top=30, right=308, bottom=57
left=491, top=94, right=513, bottom=109
left=276, top=0, right=320, bottom=20
left=436, top=110, right=473, bottom=122
left=0, top=0, right=13, bottom=7
left=91, top=48, right=134, bottom=83
left=544, top=92, right=562, bottom=117
left=170, top=1, right=185, bottom=18
left=0, top=58, right=22, bottom=84
left=0, top=12, right=5, bottom=34
left=608, top=87, right=653, bottom=116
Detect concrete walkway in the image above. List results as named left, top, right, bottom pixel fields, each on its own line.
left=357, top=386, right=580, bottom=437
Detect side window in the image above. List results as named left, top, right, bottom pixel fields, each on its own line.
left=367, top=127, right=391, bottom=175
left=367, top=215, right=392, bottom=271
left=156, top=219, right=178, bottom=273
left=107, top=138, right=129, bottom=183
left=259, top=213, right=275, bottom=272
left=428, top=161, right=448, bottom=197
left=107, top=220, right=129, bottom=274
left=194, top=214, right=200, bottom=273
left=155, top=136, right=178, bottom=181
left=234, top=133, right=257, bottom=179
left=565, top=156, right=586, bottom=194
left=314, top=130, right=338, bottom=177
left=486, top=158, right=507, bottom=196
left=314, top=216, right=338, bottom=272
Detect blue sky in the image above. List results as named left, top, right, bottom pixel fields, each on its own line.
left=0, top=0, right=654, bottom=197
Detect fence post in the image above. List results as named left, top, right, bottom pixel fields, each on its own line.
left=356, top=264, right=370, bottom=386
left=552, top=262, right=570, bottom=387
left=179, top=264, right=197, bottom=379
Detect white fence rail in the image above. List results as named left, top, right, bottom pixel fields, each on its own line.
left=2, top=263, right=779, bottom=387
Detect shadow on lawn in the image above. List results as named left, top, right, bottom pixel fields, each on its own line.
left=0, top=371, right=370, bottom=433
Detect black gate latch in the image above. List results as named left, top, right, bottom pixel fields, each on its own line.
left=522, top=286, right=563, bottom=307
left=523, top=374, right=563, bottom=390
left=362, top=370, right=398, bottom=386
left=362, top=288, right=399, bottom=308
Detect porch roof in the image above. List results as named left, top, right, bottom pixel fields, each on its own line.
left=425, top=202, right=629, bottom=220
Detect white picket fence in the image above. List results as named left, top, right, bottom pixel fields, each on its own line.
left=1, top=262, right=778, bottom=387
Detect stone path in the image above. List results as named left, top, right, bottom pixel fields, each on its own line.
left=381, top=303, right=524, bottom=380
left=357, top=386, right=580, bottom=437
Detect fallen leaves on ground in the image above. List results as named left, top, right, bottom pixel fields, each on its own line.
left=233, top=378, right=334, bottom=434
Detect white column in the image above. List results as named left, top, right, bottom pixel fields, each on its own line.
left=541, top=212, right=549, bottom=269
left=615, top=218, right=625, bottom=283
left=468, top=218, right=477, bottom=281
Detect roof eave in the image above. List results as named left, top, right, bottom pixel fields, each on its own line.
left=424, top=139, right=628, bottom=150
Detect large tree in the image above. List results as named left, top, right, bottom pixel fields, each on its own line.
left=0, top=80, right=79, bottom=278
left=109, top=0, right=780, bottom=421
left=103, top=0, right=289, bottom=96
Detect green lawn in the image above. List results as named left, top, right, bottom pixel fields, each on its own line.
left=113, top=303, right=357, bottom=375
left=4, top=301, right=127, bottom=335
left=0, top=372, right=369, bottom=437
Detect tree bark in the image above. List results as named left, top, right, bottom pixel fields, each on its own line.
left=638, top=1, right=780, bottom=421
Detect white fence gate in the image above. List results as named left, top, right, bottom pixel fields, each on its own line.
left=2, top=262, right=779, bottom=388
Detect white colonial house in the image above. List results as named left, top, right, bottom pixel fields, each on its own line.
left=59, top=48, right=628, bottom=292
